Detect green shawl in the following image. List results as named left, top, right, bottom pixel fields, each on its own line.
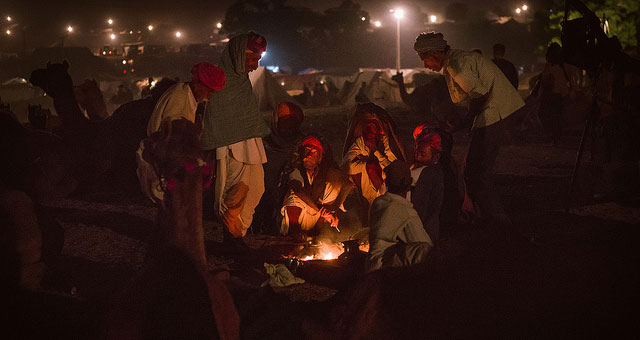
left=201, top=33, right=269, bottom=150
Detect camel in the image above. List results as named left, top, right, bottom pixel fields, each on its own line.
left=28, top=60, right=176, bottom=191
left=74, top=78, right=109, bottom=120
left=1, top=109, right=67, bottom=292
left=27, top=104, right=51, bottom=130
left=104, top=118, right=239, bottom=340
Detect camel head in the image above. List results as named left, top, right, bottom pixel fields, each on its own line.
left=143, top=118, right=206, bottom=188
left=29, top=60, right=73, bottom=98
left=74, top=79, right=108, bottom=120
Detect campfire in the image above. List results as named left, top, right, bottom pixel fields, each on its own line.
left=298, top=241, right=344, bottom=261
left=288, top=238, right=369, bottom=262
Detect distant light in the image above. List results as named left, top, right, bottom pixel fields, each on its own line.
left=280, top=81, right=285, bottom=86
left=522, top=5, right=528, bottom=11
left=320, top=80, right=325, bottom=85
left=148, top=25, right=154, bottom=31
left=261, top=51, right=266, bottom=57
left=122, top=59, right=127, bottom=65
left=129, top=30, right=133, bottom=34
left=216, top=22, right=222, bottom=29
left=175, top=31, right=182, bottom=38
left=151, top=80, right=157, bottom=87
left=430, top=15, right=437, bottom=23
left=6, top=16, right=12, bottom=22
left=108, top=50, right=112, bottom=55
left=266, top=65, right=280, bottom=73
left=393, top=9, right=405, bottom=20
left=123, top=70, right=127, bottom=74
left=515, top=8, right=521, bottom=14
left=374, top=20, right=381, bottom=27
left=107, top=18, right=113, bottom=25
left=5, top=29, right=11, bottom=35
left=130, top=68, right=134, bottom=72
left=102, top=51, right=106, bottom=55
left=361, top=16, right=366, bottom=21
left=549, top=9, right=553, bottom=13
left=67, top=26, right=73, bottom=33
left=110, top=33, right=116, bottom=40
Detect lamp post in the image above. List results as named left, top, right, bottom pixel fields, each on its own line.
left=393, top=9, right=405, bottom=72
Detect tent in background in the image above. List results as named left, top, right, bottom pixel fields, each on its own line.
left=0, top=79, right=56, bottom=123
left=249, top=66, right=301, bottom=111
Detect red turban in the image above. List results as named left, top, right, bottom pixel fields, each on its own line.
left=302, top=136, right=323, bottom=153
left=191, top=62, right=226, bottom=90
left=247, top=32, right=267, bottom=53
left=277, top=102, right=304, bottom=124
left=413, top=124, right=442, bottom=151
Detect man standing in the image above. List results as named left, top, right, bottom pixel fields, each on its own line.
left=200, top=32, right=269, bottom=242
left=492, top=43, right=519, bottom=90
left=413, top=32, right=524, bottom=226
left=137, top=62, right=225, bottom=203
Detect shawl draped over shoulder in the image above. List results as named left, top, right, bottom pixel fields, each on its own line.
left=201, top=33, right=270, bottom=150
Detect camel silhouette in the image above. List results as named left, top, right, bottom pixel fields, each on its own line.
left=104, top=119, right=239, bottom=340
left=29, top=60, right=176, bottom=192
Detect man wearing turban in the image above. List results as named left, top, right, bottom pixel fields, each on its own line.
left=280, top=136, right=352, bottom=236
left=200, top=32, right=270, bottom=241
left=413, top=32, right=524, bottom=226
left=137, top=62, right=225, bottom=203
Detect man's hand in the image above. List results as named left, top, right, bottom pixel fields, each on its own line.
left=391, top=72, right=404, bottom=85
left=318, top=207, right=339, bottom=229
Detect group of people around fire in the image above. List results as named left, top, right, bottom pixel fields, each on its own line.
left=137, top=30, right=525, bottom=273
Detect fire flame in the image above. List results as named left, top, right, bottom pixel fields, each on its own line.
left=300, top=241, right=344, bottom=261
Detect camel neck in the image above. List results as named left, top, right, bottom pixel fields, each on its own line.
left=53, top=88, right=88, bottom=128
left=158, top=167, right=207, bottom=273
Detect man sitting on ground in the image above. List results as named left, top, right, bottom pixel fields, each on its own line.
left=280, top=136, right=352, bottom=237
left=342, top=104, right=404, bottom=205
left=409, top=125, right=444, bottom=242
left=367, top=161, right=434, bottom=272
left=252, top=102, right=305, bottom=234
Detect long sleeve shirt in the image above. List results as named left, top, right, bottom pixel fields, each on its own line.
left=444, top=49, right=524, bottom=129
left=146, top=83, right=197, bottom=136
left=368, top=192, right=433, bottom=272
left=342, top=135, right=397, bottom=203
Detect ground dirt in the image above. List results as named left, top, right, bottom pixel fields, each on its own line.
left=13, top=105, right=640, bottom=339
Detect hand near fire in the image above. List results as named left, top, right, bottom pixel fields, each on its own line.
left=318, top=207, right=340, bottom=231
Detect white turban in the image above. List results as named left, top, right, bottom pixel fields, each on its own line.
left=413, top=32, right=448, bottom=53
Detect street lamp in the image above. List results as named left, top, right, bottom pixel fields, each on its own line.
left=148, top=25, right=154, bottom=31
left=392, top=8, right=405, bottom=71
left=5, top=29, right=10, bottom=35
left=216, top=22, right=222, bottom=29
left=67, top=25, right=73, bottom=33
left=515, top=8, right=521, bottom=14
left=110, top=33, right=116, bottom=40
left=6, top=16, right=11, bottom=22
left=522, top=5, right=528, bottom=11
left=107, top=18, right=113, bottom=25
left=175, top=31, right=182, bottom=38
left=430, top=15, right=437, bottom=23
left=374, top=20, right=381, bottom=28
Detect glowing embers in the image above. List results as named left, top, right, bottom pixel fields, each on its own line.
left=298, top=240, right=344, bottom=261
left=289, top=238, right=370, bottom=262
